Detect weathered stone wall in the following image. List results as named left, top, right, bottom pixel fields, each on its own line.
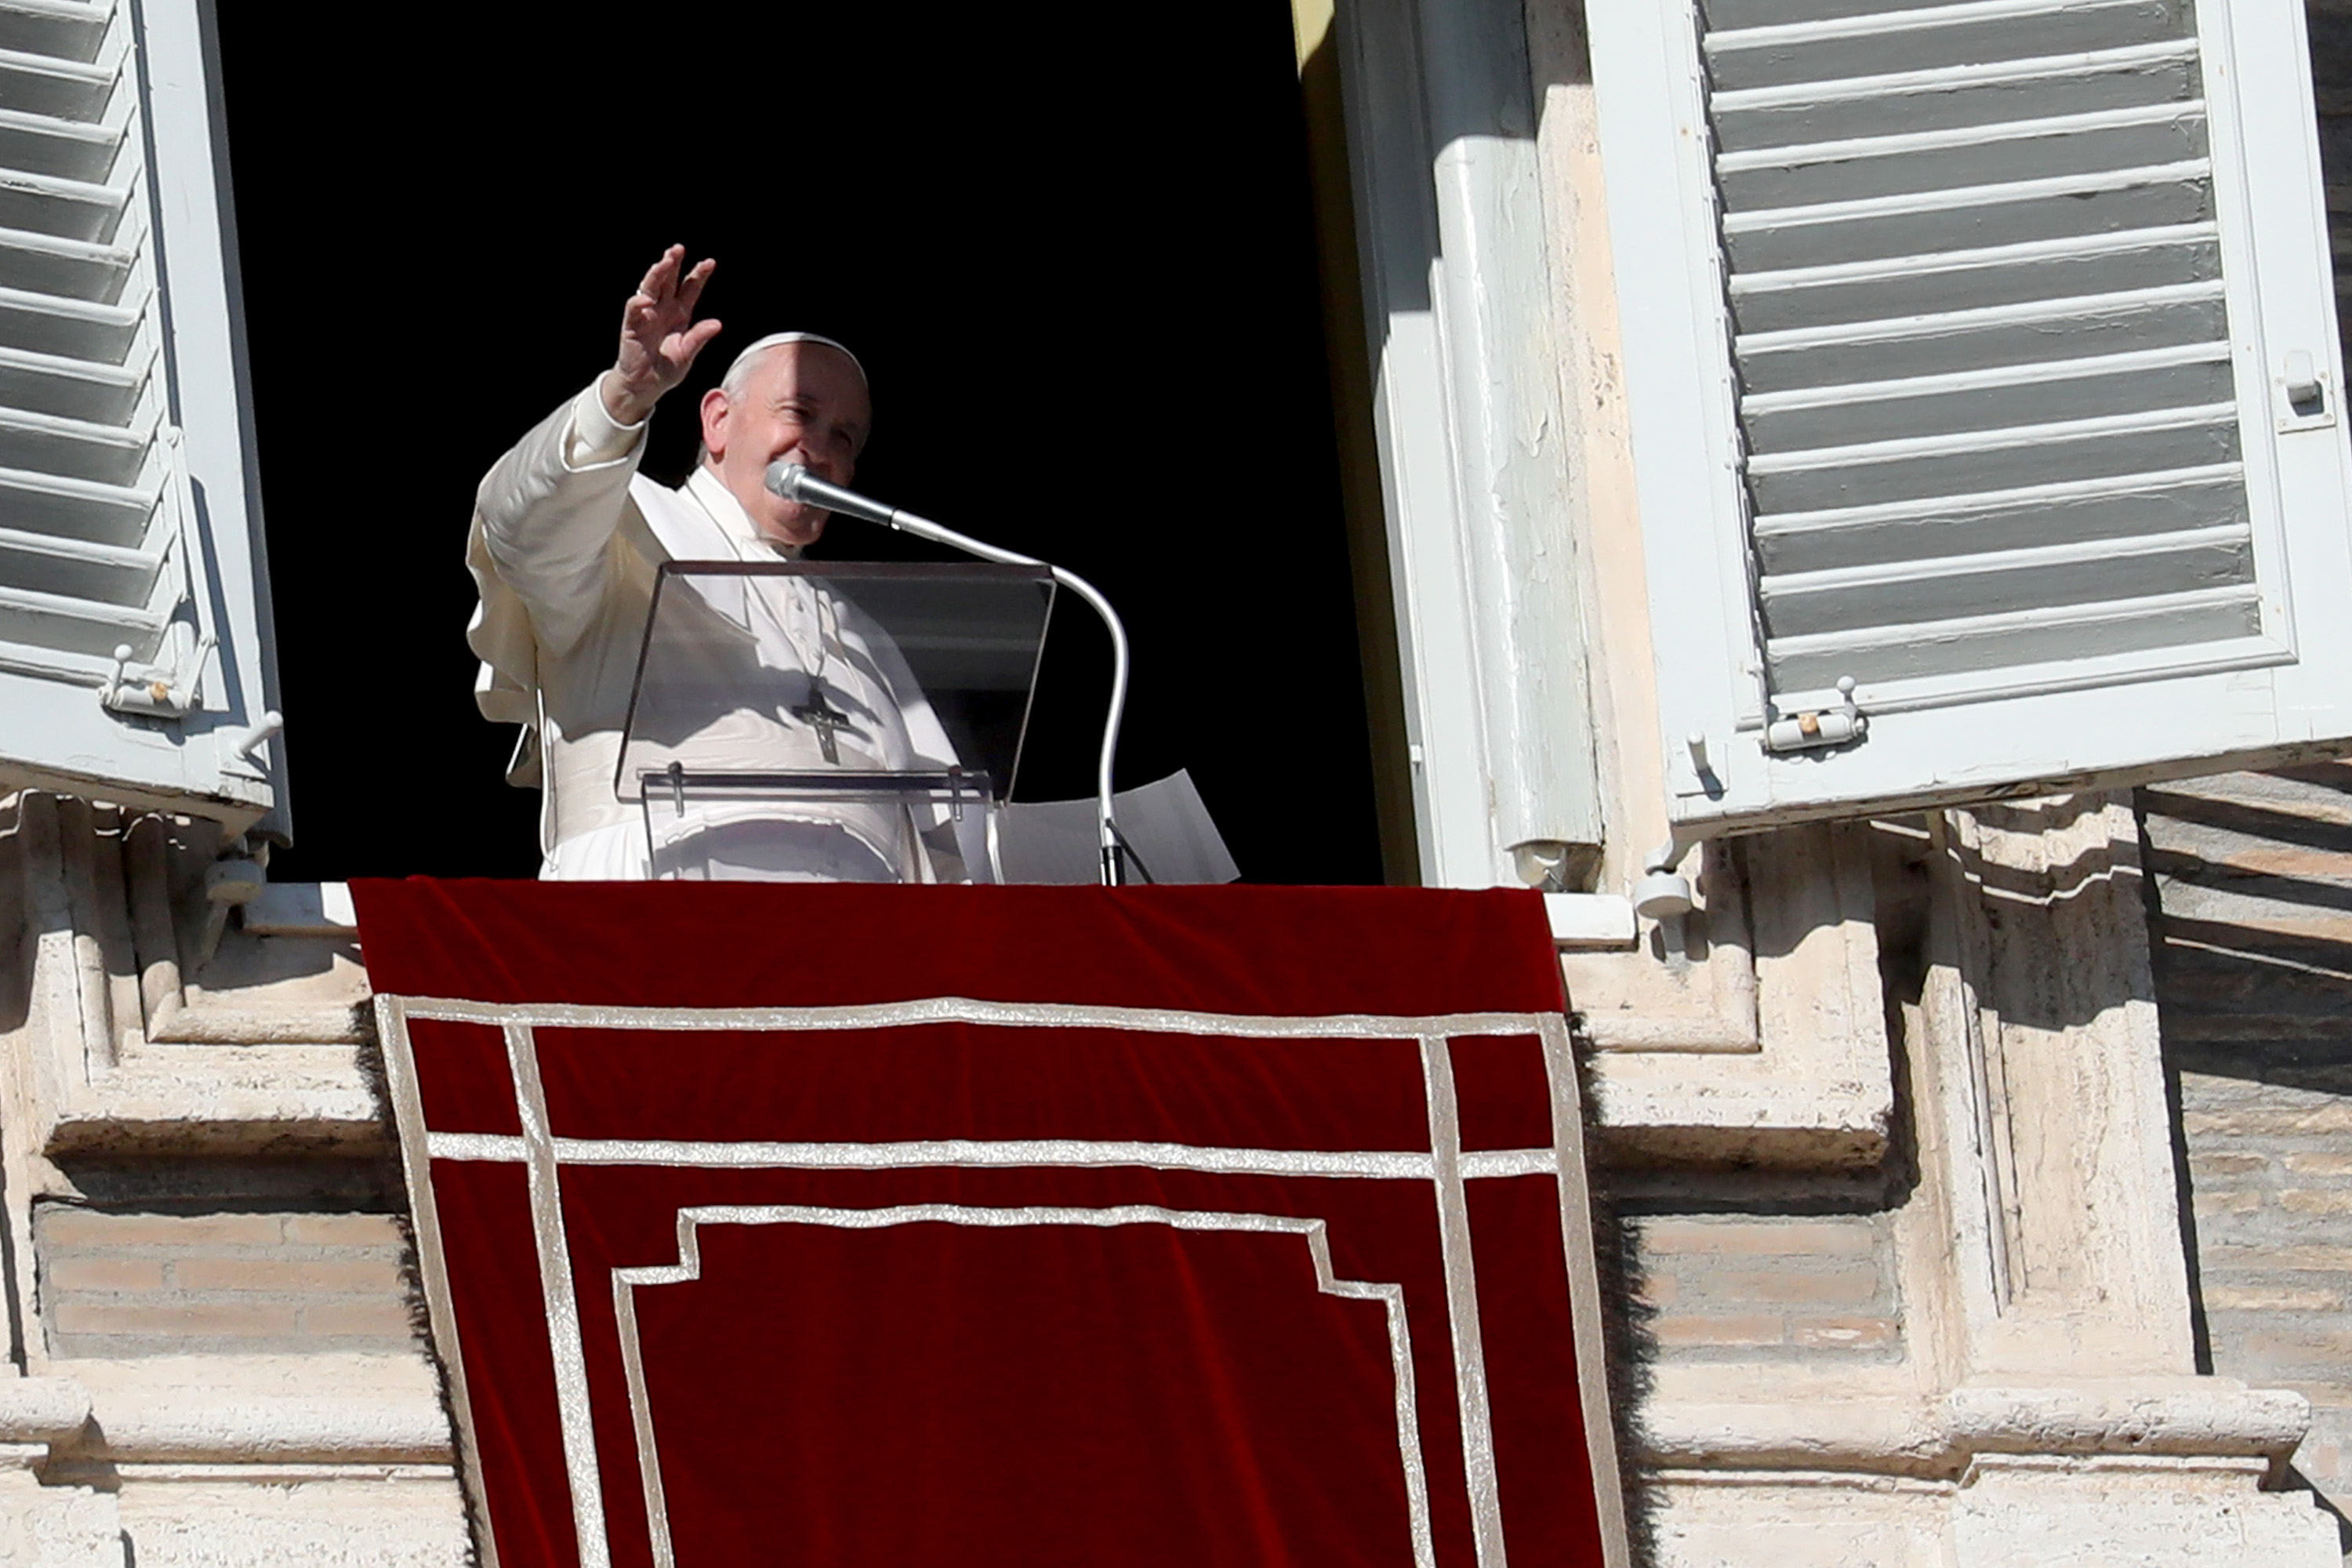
left=0, top=794, right=464, bottom=1566
left=2143, top=764, right=2352, bottom=1534
left=36, top=1207, right=417, bottom=1358
left=1618, top=1207, right=1903, bottom=1364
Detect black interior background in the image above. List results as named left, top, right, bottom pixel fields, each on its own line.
left=214, top=4, right=1382, bottom=884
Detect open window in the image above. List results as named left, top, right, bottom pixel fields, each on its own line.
left=0, top=0, right=280, bottom=834
left=1592, top=0, right=2352, bottom=837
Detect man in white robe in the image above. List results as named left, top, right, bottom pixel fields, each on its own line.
left=466, top=246, right=958, bottom=880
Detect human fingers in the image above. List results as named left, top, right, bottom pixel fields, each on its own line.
left=635, top=245, right=684, bottom=304
left=669, top=316, right=724, bottom=368
left=675, top=257, right=717, bottom=314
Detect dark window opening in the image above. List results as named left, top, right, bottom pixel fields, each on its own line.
left=216, top=5, right=1382, bottom=885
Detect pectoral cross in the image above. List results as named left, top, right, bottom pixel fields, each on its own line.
left=789, top=679, right=854, bottom=764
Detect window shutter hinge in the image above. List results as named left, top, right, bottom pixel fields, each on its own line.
left=1763, top=677, right=1867, bottom=755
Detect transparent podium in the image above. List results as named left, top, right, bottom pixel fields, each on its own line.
left=617, top=561, right=1054, bottom=883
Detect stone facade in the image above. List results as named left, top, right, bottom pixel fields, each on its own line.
left=0, top=797, right=2342, bottom=1566
left=1584, top=800, right=2341, bottom=1565
left=0, top=795, right=463, bottom=1566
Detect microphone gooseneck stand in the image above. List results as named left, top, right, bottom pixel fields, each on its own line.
left=765, top=461, right=1131, bottom=887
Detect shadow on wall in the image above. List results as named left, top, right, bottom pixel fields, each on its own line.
left=2140, top=763, right=2352, bottom=1554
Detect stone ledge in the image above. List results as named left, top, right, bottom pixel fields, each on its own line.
left=50, top=1355, right=450, bottom=1465
left=1587, top=1060, right=1893, bottom=1168
left=1945, top=1382, right=2311, bottom=1460
left=45, top=1047, right=386, bottom=1156
left=1639, top=1377, right=2313, bottom=1479
left=0, top=1377, right=92, bottom=1445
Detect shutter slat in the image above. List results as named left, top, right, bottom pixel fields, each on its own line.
left=0, top=45, right=118, bottom=123
left=0, top=633, right=118, bottom=683
left=0, top=107, right=118, bottom=182
left=1717, top=103, right=2206, bottom=211
left=0, top=281, right=143, bottom=362
left=1766, top=583, right=2263, bottom=689
left=0, top=521, right=151, bottom=571
left=1723, top=161, right=2215, bottom=272
left=0, top=1, right=116, bottom=67
left=0, top=226, right=136, bottom=303
left=1742, top=341, right=2230, bottom=450
left=0, top=520, right=157, bottom=606
left=0, top=405, right=151, bottom=485
left=1711, top=40, right=2201, bottom=147
left=1748, top=402, right=2240, bottom=512
left=1730, top=226, right=2219, bottom=332
left=0, top=573, right=164, bottom=658
left=0, top=340, right=147, bottom=424
left=1705, top=0, right=2189, bottom=93
left=0, top=464, right=158, bottom=546
left=0, top=165, right=127, bottom=243
left=1748, top=397, right=2239, bottom=468
left=1758, top=521, right=2251, bottom=633
left=1738, top=283, right=2227, bottom=390
left=1753, top=463, right=2246, bottom=570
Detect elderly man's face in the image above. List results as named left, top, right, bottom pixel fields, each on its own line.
left=699, top=342, right=871, bottom=549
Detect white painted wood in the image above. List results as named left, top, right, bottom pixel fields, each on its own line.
left=0, top=0, right=281, bottom=834
left=1590, top=0, right=2352, bottom=834
left=1335, top=0, right=1488, bottom=886
left=1328, top=0, right=1605, bottom=885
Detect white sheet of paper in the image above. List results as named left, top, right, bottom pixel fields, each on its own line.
left=993, top=769, right=1240, bottom=885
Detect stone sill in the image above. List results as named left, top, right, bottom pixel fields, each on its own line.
left=3, top=1354, right=451, bottom=1465
left=1639, top=1373, right=2312, bottom=1479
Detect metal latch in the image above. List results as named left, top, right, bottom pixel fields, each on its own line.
left=102, top=631, right=216, bottom=719
left=1763, top=676, right=1866, bottom=753
left=2278, top=349, right=2336, bottom=431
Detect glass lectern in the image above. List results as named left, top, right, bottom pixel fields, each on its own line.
left=617, top=561, right=1054, bottom=883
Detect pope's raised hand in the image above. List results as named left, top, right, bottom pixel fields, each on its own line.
left=600, top=245, right=720, bottom=426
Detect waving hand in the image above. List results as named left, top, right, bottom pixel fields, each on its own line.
left=600, top=245, right=720, bottom=426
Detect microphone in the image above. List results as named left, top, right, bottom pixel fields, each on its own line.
left=758, top=462, right=1136, bottom=886
left=764, top=461, right=898, bottom=528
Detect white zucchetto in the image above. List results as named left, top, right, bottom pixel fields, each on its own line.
left=724, top=331, right=866, bottom=386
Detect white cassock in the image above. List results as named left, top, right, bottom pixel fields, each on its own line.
left=467, top=379, right=959, bottom=880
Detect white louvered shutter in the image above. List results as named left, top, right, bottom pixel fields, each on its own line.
left=0, top=0, right=280, bottom=833
left=1591, top=0, right=2352, bottom=837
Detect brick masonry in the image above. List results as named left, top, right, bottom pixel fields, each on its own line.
left=2143, top=764, right=2352, bottom=1530
left=1617, top=1207, right=1903, bottom=1365
left=35, top=1207, right=422, bottom=1357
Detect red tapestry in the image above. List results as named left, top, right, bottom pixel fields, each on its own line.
left=353, top=880, right=1623, bottom=1568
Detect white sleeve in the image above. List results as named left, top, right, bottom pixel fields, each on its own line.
left=564, top=376, right=650, bottom=468
left=470, top=379, right=649, bottom=662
